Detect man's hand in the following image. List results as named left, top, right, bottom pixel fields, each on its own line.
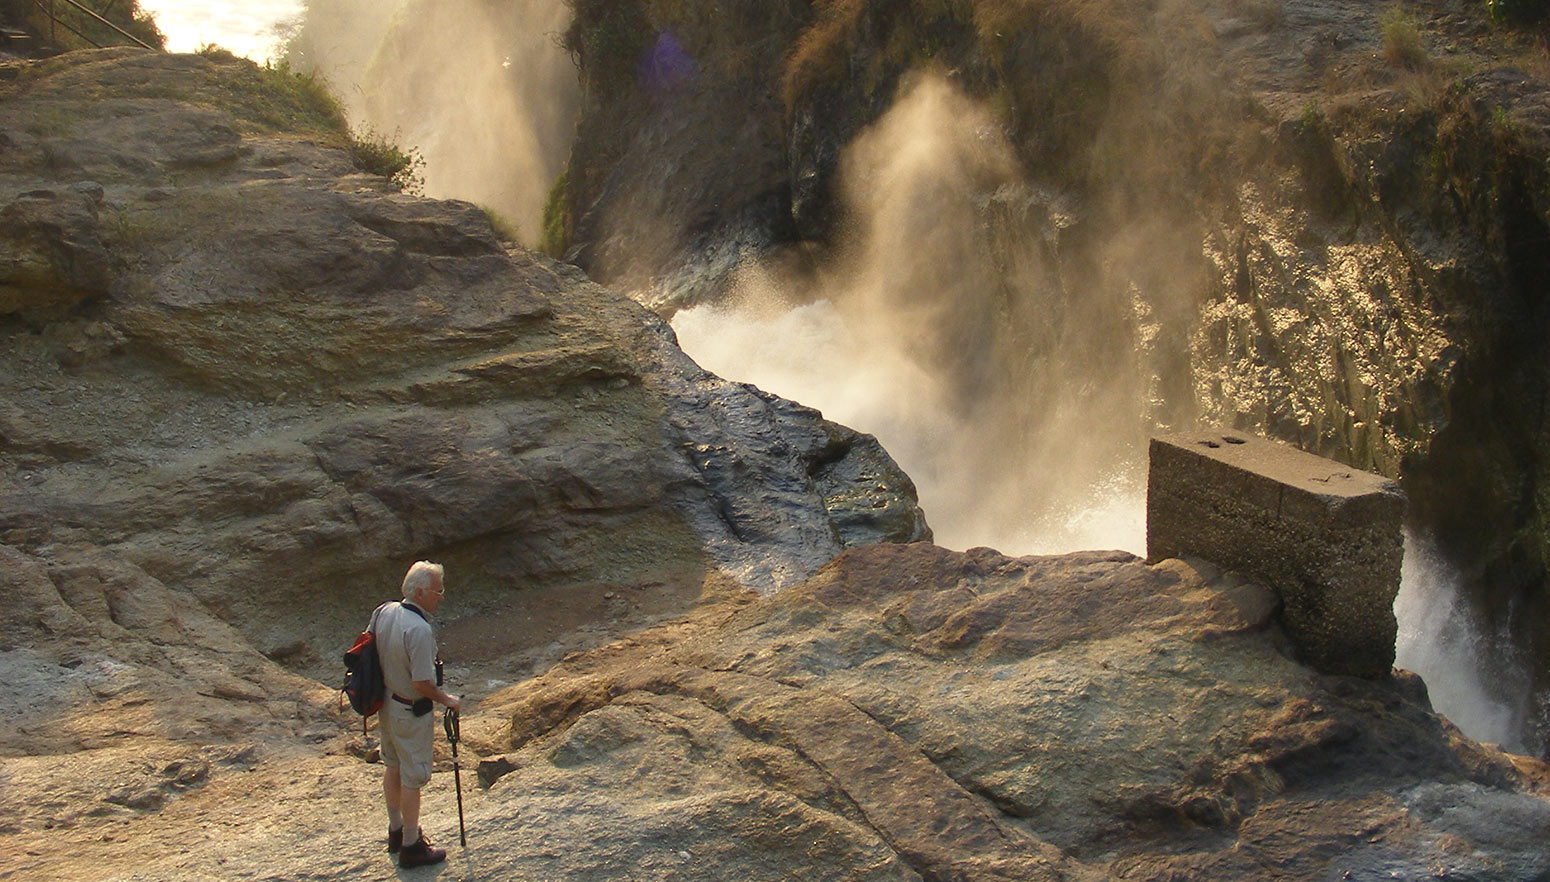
left=413, top=679, right=460, bottom=712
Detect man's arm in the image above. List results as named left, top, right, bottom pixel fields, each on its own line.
left=405, top=626, right=459, bottom=712
left=413, top=678, right=460, bottom=712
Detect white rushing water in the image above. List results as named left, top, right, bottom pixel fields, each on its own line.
left=671, top=297, right=1149, bottom=556
left=1395, top=532, right=1528, bottom=751
left=675, top=75, right=1152, bottom=557
left=137, top=0, right=304, bottom=61
left=287, top=0, right=577, bottom=245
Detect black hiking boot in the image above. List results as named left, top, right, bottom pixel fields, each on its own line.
left=387, top=826, right=406, bottom=853
left=397, top=831, right=446, bottom=868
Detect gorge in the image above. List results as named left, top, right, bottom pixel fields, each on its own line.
left=2, top=0, right=1550, bottom=879
left=286, top=0, right=1550, bottom=756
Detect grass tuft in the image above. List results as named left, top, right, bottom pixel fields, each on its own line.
left=1380, top=6, right=1429, bottom=70
left=478, top=204, right=523, bottom=244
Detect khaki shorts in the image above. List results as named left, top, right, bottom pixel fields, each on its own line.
left=379, top=699, right=434, bottom=789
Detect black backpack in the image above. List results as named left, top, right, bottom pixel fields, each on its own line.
left=342, top=603, right=389, bottom=719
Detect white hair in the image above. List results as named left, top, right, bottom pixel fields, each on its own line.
left=401, top=560, right=444, bottom=602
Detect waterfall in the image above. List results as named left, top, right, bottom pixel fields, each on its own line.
left=673, top=73, right=1152, bottom=556
left=670, top=74, right=1536, bottom=754
left=1395, top=531, right=1531, bottom=752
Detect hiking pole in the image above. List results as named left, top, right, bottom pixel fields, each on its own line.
left=443, top=707, right=468, bottom=847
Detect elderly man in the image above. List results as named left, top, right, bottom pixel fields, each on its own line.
left=374, top=560, right=461, bottom=868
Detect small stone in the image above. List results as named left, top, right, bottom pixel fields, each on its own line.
left=72, top=180, right=105, bottom=204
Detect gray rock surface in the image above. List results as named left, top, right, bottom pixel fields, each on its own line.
left=466, top=543, right=1549, bottom=882
left=0, top=47, right=928, bottom=671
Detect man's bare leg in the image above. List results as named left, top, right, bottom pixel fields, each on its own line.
left=401, top=786, right=422, bottom=844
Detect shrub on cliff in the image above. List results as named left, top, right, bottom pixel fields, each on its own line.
left=347, top=128, right=424, bottom=193
left=1487, top=0, right=1548, bottom=24
left=1380, top=7, right=1428, bottom=69
left=539, top=163, right=572, bottom=258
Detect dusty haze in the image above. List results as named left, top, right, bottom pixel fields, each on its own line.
left=287, top=0, right=577, bottom=244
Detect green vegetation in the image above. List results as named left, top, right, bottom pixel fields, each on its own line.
left=539, top=163, right=573, bottom=258
left=1487, top=0, right=1549, bottom=24
left=562, top=1, right=654, bottom=98
left=1296, top=98, right=1324, bottom=136
left=347, top=127, right=424, bottom=193
left=1380, top=6, right=1428, bottom=70
left=479, top=204, right=523, bottom=244
left=188, top=48, right=423, bottom=192
left=179, top=45, right=346, bottom=135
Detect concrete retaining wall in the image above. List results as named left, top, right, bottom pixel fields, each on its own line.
left=1146, top=431, right=1405, bottom=677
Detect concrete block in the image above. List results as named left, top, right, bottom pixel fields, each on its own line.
left=1146, top=431, right=1405, bottom=677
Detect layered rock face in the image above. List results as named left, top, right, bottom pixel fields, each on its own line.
left=466, top=543, right=1550, bottom=882
left=0, top=47, right=927, bottom=653
left=2, top=40, right=1547, bottom=882
left=553, top=0, right=1550, bottom=754
left=0, top=48, right=925, bottom=876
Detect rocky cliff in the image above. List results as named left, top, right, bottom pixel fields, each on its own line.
left=551, top=0, right=1550, bottom=754
left=0, top=47, right=924, bottom=879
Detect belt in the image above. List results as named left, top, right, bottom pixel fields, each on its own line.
left=391, top=693, right=416, bottom=706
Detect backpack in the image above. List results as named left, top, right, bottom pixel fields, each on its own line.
left=342, top=603, right=390, bottom=719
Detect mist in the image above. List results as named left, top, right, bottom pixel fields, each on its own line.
left=287, top=0, right=578, bottom=245
left=674, top=74, right=1152, bottom=555
left=671, top=73, right=1536, bottom=751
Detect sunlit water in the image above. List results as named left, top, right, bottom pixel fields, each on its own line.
left=138, top=0, right=302, bottom=61
left=1396, top=532, right=1528, bottom=751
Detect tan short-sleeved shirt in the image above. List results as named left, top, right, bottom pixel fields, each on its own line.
left=372, top=601, right=436, bottom=701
